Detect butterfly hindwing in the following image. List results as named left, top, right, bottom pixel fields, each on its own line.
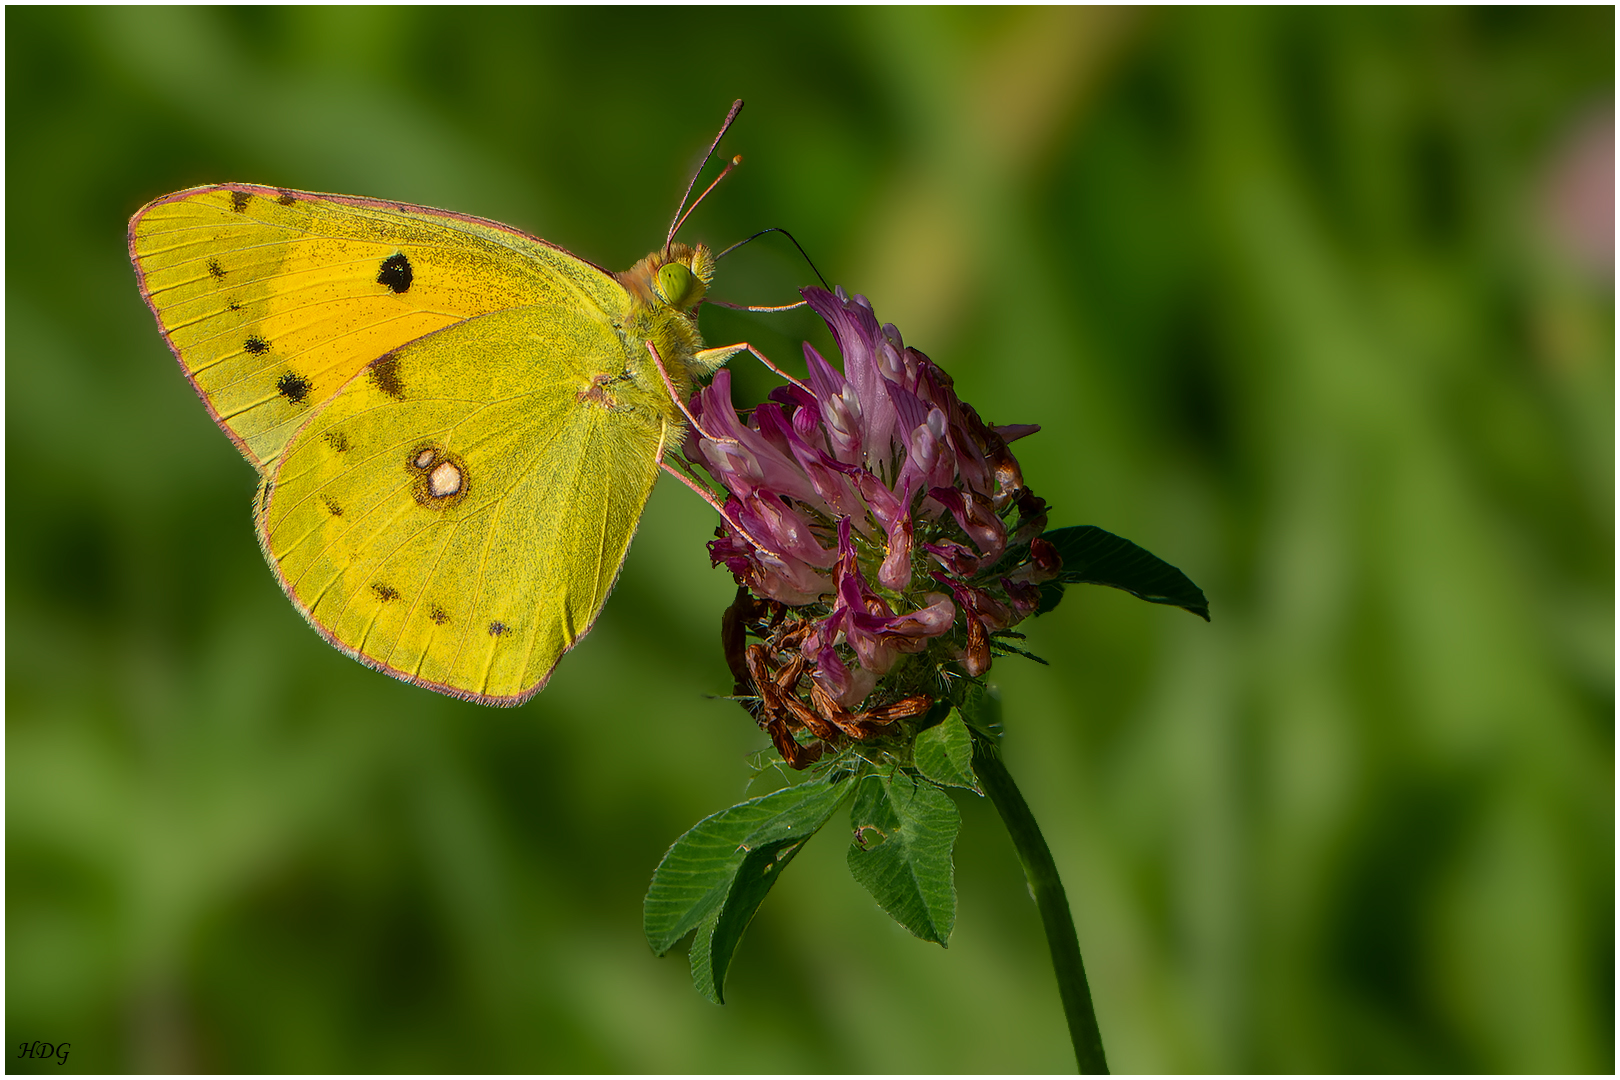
left=129, top=184, right=623, bottom=472
left=258, top=301, right=669, bottom=705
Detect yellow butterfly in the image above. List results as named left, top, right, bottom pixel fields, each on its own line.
left=129, top=103, right=754, bottom=706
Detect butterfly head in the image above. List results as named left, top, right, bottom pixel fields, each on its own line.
left=621, top=242, right=716, bottom=315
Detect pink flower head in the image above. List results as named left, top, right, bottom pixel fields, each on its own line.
left=695, top=288, right=1059, bottom=766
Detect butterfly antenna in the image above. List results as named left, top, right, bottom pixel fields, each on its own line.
left=666, top=98, right=745, bottom=251
left=668, top=154, right=742, bottom=244
left=715, top=227, right=831, bottom=290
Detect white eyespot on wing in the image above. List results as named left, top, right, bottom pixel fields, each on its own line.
left=428, top=460, right=463, bottom=497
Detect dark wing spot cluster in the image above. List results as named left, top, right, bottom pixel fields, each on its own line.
left=321, top=495, right=343, bottom=516
left=230, top=190, right=252, bottom=212
left=428, top=605, right=450, bottom=626
left=377, top=253, right=413, bottom=294
left=276, top=371, right=311, bottom=404
left=208, top=259, right=227, bottom=280
left=276, top=190, right=297, bottom=206
left=369, top=354, right=405, bottom=399
left=227, top=299, right=243, bottom=312
left=372, top=583, right=400, bottom=603
left=245, top=335, right=270, bottom=356
left=324, top=431, right=351, bottom=453
left=488, top=621, right=509, bottom=637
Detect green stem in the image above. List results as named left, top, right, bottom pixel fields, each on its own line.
left=972, top=735, right=1110, bottom=1074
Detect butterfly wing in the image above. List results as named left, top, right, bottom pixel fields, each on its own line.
left=258, top=301, right=671, bottom=706
left=128, top=184, right=619, bottom=472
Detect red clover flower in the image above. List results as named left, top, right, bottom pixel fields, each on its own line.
left=687, top=287, right=1061, bottom=768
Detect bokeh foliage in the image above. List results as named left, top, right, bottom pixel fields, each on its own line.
left=7, top=6, right=1612, bottom=1072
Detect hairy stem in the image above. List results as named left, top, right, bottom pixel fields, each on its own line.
left=972, top=735, right=1109, bottom=1074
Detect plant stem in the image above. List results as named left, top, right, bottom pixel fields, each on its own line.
left=972, top=736, right=1110, bottom=1074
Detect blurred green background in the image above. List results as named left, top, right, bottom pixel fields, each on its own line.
left=7, top=6, right=1613, bottom=1072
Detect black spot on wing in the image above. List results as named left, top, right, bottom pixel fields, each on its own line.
left=377, top=253, right=413, bottom=294
left=321, top=495, right=343, bottom=517
left=372, top=583, right=400, bottom=603
left=488, top=621, right=509, bottom=637
left=324, top=431, right=351, bottom=453
left=276, top=371, right=311, bottom=404
left=276, top=190, right=297, bottom=206
left=428, top=605, right=450, bottom=626
left=245, top=335, right=270, bottom=355
left=369, top=354, right=405, bottom=400
left=227, top=299, right=242, bottom=312
left=208, top=259, right=226, bottom=280
left=231, top=190, right=252, bottom=212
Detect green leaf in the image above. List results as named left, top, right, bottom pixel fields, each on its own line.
left=645, top=773, right=857, bottom=1002
left=694, top=830, right=818, bottom=1003
left=914, top=708, right=981, bottom=793
left=846, top=774, right=960, bottom=945
left=685, top=825, right=823, bottom=1005
left=1037, top=525, right=1210, bottom=620
left=688, top=908, right=723, bottom=1004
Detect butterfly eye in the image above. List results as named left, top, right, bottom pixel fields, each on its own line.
left=654, top=261, right=705, bottom=309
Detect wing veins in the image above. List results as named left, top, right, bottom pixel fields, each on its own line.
left=277, top=390, right=579, bottom=690
left=198, top=307, right=465, bottom=399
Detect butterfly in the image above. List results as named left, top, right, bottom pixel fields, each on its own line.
left=128, top=101, right=758, bottom=706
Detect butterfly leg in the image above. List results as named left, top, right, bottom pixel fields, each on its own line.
left=652, top=418, right=723, bottom=514
left=657, top=457, right=780, bottom=559
left=647, top=339, right=809, bottom=439
left=646, top=346, right=784, bottom=557
left=692, top=342, right=808, bottom=392
left=645, top=341, right=715, bottom=438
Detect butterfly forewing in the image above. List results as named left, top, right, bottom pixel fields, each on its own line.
left=259, top=302, right=668, bottom=705
left=129, top=184, right=621, bottom=472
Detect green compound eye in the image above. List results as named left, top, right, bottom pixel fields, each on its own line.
left=654, top=261, right=704, bottom=309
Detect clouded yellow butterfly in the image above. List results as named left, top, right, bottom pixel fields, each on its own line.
left=129, top=102, right=750, bottom=706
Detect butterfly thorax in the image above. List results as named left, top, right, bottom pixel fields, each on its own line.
left=615, top=242, right=716, bottom=405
